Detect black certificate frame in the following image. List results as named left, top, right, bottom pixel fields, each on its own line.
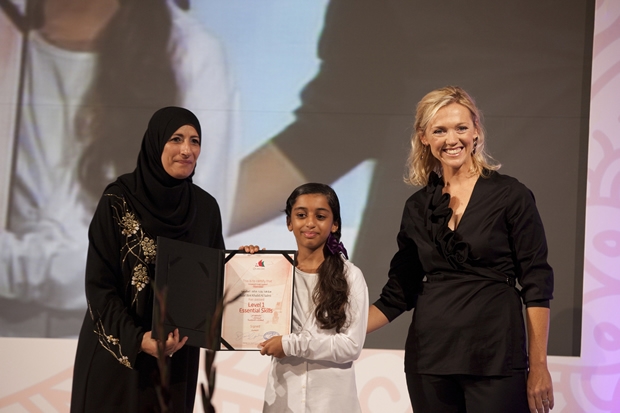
left=153, top=236, right=296, bottom=351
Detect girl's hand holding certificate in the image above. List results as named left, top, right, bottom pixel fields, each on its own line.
left=259, top=335, right=285, bottom=358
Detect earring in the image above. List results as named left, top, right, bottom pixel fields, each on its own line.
left=472, top=137, right=478, bottom=155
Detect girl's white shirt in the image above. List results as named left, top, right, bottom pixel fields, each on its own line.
left=263, top=258, right=369, bottom=413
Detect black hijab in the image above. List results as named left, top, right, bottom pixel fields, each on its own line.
left=112, top=106, right=201, bottom=239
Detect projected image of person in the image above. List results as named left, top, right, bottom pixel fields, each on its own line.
left=70, top=106, right=223, bottom=413
left=0, top=0, right=235, bottom=337
left=367, top=86, right=555, bottom=413
left=228, top=0, right=589, bottom=353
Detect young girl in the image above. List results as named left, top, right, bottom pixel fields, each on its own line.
left=246, top=183, right=368, bottom=412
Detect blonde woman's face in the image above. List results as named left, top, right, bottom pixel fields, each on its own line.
left=420, top=103, right=478, bottom=174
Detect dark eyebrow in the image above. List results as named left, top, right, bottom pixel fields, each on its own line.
left=292, top=206, right=331, bottom=213
left=170, top=132, right=200, bottom=139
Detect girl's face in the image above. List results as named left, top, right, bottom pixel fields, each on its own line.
left=287, top=194, right=338, bottom=253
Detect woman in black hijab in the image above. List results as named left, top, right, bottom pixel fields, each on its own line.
left=70, top=107, right=224, bottom=412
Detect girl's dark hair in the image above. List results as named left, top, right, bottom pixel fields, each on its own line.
left=285, top=183, right=350, bottom=333
left=77, top=0, right=179, bottom=206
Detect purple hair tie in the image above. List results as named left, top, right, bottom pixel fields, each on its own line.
left=326, top=233, right=348, bottom=259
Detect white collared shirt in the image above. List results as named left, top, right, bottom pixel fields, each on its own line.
left=263, top=259, right=368, bottom=413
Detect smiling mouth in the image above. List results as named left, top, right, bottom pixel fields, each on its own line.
left=444, top=147, right=463, bottom=156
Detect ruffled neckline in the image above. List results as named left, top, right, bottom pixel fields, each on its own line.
left=424, top=172, right=472, bottom=269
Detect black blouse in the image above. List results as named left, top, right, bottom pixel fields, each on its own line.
left=374, top=171, right=554, bottom=376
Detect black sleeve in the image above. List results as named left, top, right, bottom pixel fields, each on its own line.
left=84, top=191, right=145, bottom=368
left=507, top=182, right=554, bottom=308
left=374, top=200, right=425, bottom=320
left=272, top=0, right=412, bottom=184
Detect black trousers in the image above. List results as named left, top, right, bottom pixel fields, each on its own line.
left=406, top=370, right=529, bottom=413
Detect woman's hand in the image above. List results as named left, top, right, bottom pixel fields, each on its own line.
left=527, top=364, right=554, bottom=413
left=141, top=329, right=188, bottom=359
left=526, top=307, right=554, bottom=412
left=259, top=335, right=286, bottom=358
left=238, top=245, right=263, bottom=253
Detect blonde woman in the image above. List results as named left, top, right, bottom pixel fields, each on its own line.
left=368, top=86, right=554, bottom=413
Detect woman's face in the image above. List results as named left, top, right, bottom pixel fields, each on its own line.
left=421, top=103, right=478, bottom=174
left=161, top=124, right=201, bottom=179
left=287, top=194, right=338, bottom=253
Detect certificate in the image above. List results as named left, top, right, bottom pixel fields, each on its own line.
left=220, top=251, right=295, bottom=350
left=153, top=237, right=295, bottom=351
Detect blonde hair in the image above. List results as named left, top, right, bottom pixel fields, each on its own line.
left=405, top=86, right=500, bottom=186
